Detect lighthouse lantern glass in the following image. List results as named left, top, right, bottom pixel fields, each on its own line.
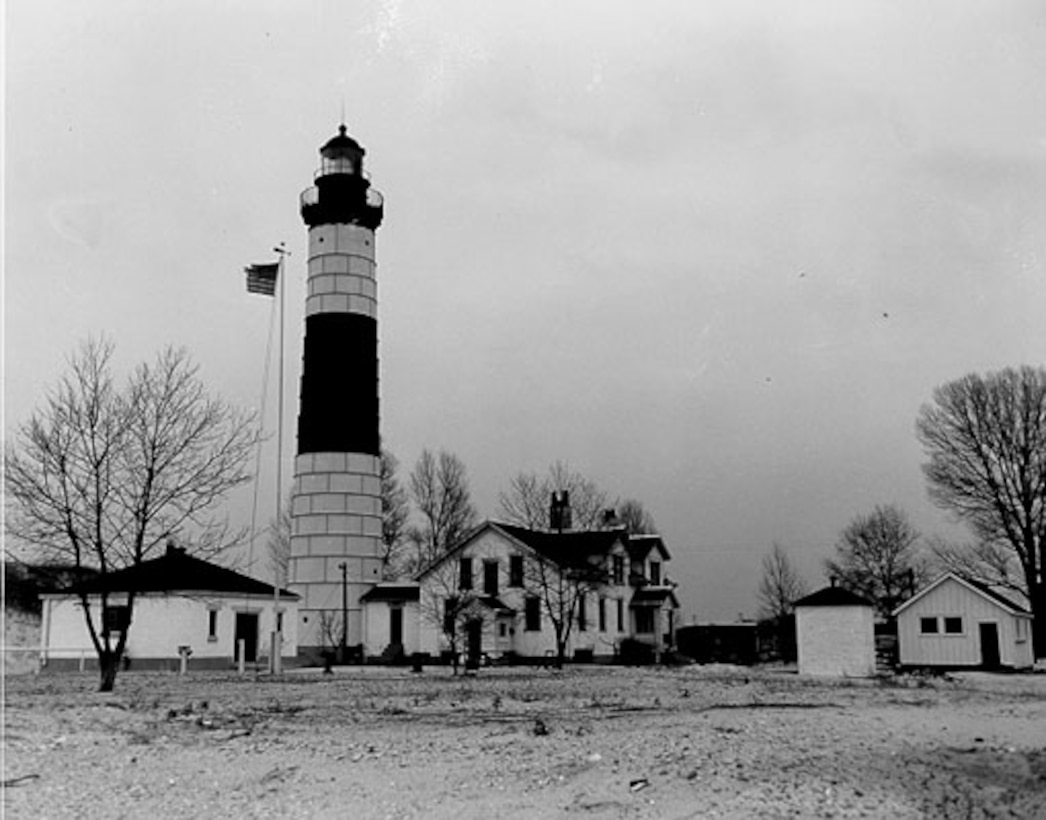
left=322, top=156, right=356, bottom=176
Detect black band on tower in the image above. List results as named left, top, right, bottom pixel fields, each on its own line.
left=297, top=312, right=379, bottom=456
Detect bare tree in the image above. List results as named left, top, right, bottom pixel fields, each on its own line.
left=408, top=449, right=477, bottom=571
left=4, top=340, right=258, bottom=691
left=524, top=551, right=607, bottom=669
left=927, top=536, right=1027, bottom=601
left=825, top=505, right=924, bottom=620
left=380, top=449, right=410, bottom=578
left=417, top=559, right=478, bottom=675
left=498, top=462, right=611, bottom=530
left=617, top=498, right=657, bottom=535
left=757, top=542, right=808, bottom=620
left=917, top=366, right=1046, bottom=656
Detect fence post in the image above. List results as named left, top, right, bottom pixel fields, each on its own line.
left=237, top=639, right=246, bottom=675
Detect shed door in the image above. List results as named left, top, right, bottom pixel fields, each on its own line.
left=979, top=623, right=1000, bottom=670
left=389, top=605, right=403, bottom=646
left=235, top=613, right=259, bottom=662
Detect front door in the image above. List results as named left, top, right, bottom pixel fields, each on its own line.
left=235, top=612, right=259, bottom=662
left=465, top=619, right=482, bottom=670
left=979, top=623, right=1000, bottom=669
left=390, top=605, right=403, bottom=647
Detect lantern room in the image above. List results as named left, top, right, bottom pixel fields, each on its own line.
left=318, top=124, right=365, bottom=177
left=300, top=124, right=384, bottom=230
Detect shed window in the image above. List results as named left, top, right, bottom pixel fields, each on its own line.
left=103, top=605, right=130, bottom=634
left=943, top=617, right=963, bottom=635
left=1016, top=619, right=1028, bottom=642
left=920, top=617, right=939, bottom=634
left=208, top=609, right=219, bottom=641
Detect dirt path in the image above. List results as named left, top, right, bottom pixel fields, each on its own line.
left=4, top=666, right=1045, bottom=818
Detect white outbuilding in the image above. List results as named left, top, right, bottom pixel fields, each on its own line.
left=794, top=586, right=876, bottom=677
left=40, top=545, right=299, bottom=671
left=893, top=573, right=1034, bottom=671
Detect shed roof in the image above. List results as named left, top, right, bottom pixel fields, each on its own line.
left=892, top=573, right=1031, bottom=617
left=56, top=546, right=298, bottom=599
left=793, top=586, right=874, bottom=609
left=359, top=584, right=420, bottom=603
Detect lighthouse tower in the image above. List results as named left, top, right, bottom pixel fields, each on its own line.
left=290, top=125, right=385, bottom=660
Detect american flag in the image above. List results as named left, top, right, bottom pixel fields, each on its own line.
left=245, top=262, right=279, bottom=296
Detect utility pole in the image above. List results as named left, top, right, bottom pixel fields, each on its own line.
left=339, top=561, right=348, bottom=663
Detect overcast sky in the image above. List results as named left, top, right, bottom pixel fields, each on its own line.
left=6, top=1, right=1046, bottom=621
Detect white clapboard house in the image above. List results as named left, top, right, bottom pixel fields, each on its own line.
left=362, top=507, right=679, bottom=665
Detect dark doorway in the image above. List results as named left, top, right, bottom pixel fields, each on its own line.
left=465, top=619, right=482, bottom=670
left=390, top=606, right=403, bottom=647
left=979, top=622, right=1000, bottom=669
left=235, top=612, right=259, bottom=662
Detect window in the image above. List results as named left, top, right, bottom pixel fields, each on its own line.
left=484, top=560, right=499, bottom=595
left=1016, top=618, right=1029, bottom=642
left=578, top=593, right=587, bottom=631
left=103, top=605, right=130, bottom=634
left=525, top=597, right=541, bottom=631
left=459, top=557, right=473, bottom=591
left=635, top=607, right=654, bottom=634
left=208, top=609, right=219, bottom=641
left=509, top=555, right=524, bottom=587
left=944, top=617, right=963, bottom=635
left=649, top=562, right=661, bottom=586
left=598, top=597, right=606, bottom=632
left=920, top=617, right=939, bottom=634
left=444, top=597, right=459, bottom=633
left=276, top=611, right=284, bottom=633
left=499, top=622, right=507, bottom=638
left=612, top=555, right=625, bottom=586
left=616, top=598, right=624, bottom=632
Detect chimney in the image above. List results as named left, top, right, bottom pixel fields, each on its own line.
left=166, top=540, right=186, bottom=558
left=602, top=508, right=618, bottom=528
left=549, top=491, right=572, bottom=532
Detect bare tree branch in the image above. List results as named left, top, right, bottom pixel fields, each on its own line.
left=757, top=542, right=808, bottom=620
left=825, top=505, right=925, bottom=620
left=916, top=366, right=1046, bottom=655
left=4, top=340, right=260, bottom=691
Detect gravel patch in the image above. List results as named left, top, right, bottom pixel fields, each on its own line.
left=4, top=666, right=1045, bottom=818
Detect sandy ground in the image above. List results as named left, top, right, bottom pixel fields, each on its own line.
left=3, top=664, right=1045, bottom=819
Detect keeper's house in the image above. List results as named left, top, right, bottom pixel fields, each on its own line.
left=39, top=545, right=299, bottom=671
left=893, top=573, right=1033, bottom=671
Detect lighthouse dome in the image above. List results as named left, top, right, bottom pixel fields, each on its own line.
left=321, top=125, right=364, bottom=158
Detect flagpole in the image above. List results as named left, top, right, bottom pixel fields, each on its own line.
left=272, top=244, right=287, bottom=674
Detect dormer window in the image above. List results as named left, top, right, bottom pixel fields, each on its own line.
left=649, top=562, right=661, bottom=586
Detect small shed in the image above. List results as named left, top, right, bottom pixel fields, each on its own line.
left=360, top=583, right=421, bottom=661
left=39, top=545, right=299, bottom=671
left=794, top=586, right=876, bottom=677
left=893, top=573, right=1034, bottom=670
